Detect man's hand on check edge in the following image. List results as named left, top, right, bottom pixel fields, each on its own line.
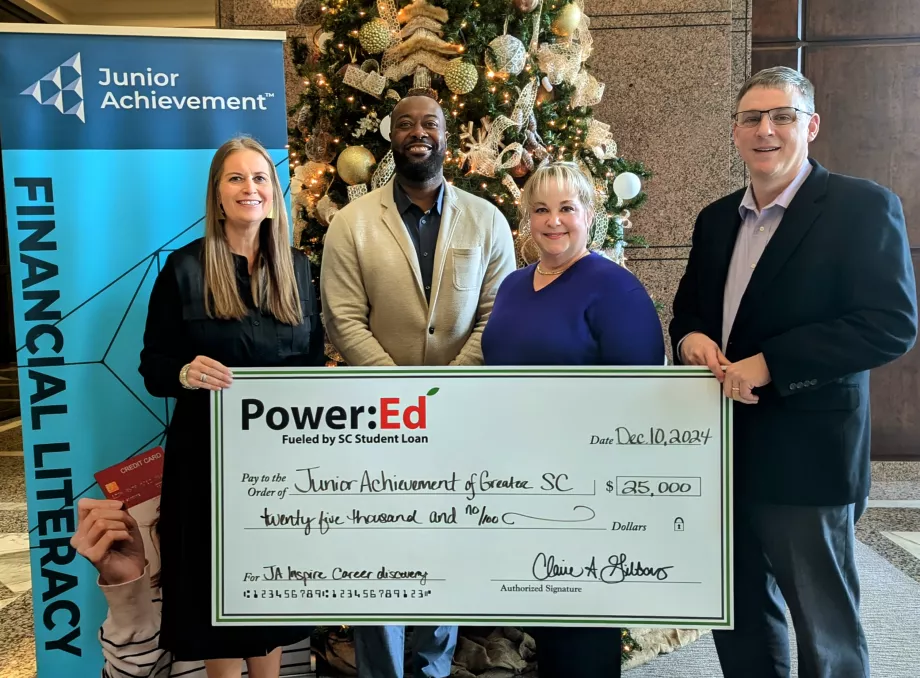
left=721, top=354, right=771, bottom=405
left=680, top=333, right=729, bottom=382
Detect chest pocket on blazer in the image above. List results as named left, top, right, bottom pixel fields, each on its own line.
left=451, top=246, right=482, bottom=290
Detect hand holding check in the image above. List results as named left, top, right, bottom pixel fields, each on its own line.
left=680, top=332, right=771, bottom=404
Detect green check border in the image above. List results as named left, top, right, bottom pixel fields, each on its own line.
left=212, top=365, right=733, bottom=628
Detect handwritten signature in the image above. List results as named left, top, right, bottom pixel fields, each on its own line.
left=532, top=552, right=674, bottom=584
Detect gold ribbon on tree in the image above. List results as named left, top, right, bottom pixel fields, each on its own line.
left=571, top=69, right=605, bottom=108
left=461, top=79, right=539, bottom=178
left=377, top=0, right=402, bottom=76
left=343, top=62, right=387, bottom=97
left=537, top=41, right=585, bottom=85
left=584, top=119, right=618, bottom=160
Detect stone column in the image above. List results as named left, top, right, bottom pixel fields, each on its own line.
left=583, top=0, right=750, bottom=341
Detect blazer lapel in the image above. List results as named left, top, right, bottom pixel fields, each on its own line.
left=730, top=159, right=829, bottom=335
left=428, top=182, right=461, bottom=320
left=379, top=179, right=424, bottom=295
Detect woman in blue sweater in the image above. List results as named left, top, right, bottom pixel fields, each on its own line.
left=482, top=161, right=664, bottom=676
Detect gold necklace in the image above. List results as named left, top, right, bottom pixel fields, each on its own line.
left=536, top=251, right=588, bottom=276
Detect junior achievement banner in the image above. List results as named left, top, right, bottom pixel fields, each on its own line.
left=212, top=367, right=734, bottom=629
left=0, top=24, right=290, bottom=676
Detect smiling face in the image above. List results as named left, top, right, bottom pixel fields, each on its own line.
left=390, top=95, right=447, bottom=182
left=733, top=86, right=820, bottom=187
left=529, top=181, right=592, bottom=263
left=217, top=149, right=273, bottom=229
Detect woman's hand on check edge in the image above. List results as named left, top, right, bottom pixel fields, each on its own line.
left=186, top=355, right=233, bottom=391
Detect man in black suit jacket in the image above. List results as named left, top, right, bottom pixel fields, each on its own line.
left=671, top=67, right=917, bottom=678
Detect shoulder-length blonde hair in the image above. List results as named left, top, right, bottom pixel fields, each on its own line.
left=516, top=161, right=601, bottom=261
left=203, top=136, right=303, bottom=326
left=520, top=161, right=596, bottom=225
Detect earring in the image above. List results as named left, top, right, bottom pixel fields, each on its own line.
left=267, top=205, right=275, bottom=219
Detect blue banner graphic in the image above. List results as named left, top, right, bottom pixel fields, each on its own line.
left=0, top=25, right=291, bottom=676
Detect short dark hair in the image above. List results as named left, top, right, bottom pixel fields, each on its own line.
left=405, top=87, right=438, bottom=100
left=736, top=67, right=815, bottom=112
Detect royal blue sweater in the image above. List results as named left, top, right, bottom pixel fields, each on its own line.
left=482, top=253, right=665, bottom=366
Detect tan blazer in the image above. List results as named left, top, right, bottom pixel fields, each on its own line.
left=320, top=177, right=516, bottom=366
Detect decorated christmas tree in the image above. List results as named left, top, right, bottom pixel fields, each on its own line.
left=288, top=0, right=650, bottom=274
left=289, top=0, right=650, bottom=667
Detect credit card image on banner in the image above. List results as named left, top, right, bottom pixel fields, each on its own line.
left=94, top=446, right=164, bottom=509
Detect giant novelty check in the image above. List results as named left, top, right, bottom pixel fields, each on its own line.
left=211, top=367, right=733, bottom=628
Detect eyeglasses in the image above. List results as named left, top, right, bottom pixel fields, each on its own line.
left=732, top=107, right=814, bottom=128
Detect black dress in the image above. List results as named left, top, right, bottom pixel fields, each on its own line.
left=139, top=238, right=323, bottom=660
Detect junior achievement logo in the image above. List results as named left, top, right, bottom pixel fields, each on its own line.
left=20, top=53, right=85, bottom=123
left=20, top=52, right=276, bottom=123
left=242, top=388, right=439, bottom=445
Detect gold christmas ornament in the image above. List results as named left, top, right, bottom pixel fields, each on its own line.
left=551, top=3, right=583, bottom=37
left=485, top=34, right=527, bottom=77
left=336, top=146, right=376, bottom=185
left=359, top=18, right=392, bottom=54
left=514, top=0, right=539, bottom=12
left=444, top=58, right=478, bottom=94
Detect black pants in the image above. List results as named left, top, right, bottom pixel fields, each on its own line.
left=713, top=500, right=869, bottom=678
left=530, top=627, right=622, bottom=677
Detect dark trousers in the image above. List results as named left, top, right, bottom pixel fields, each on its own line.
left=530, top=626, right=622, bottom=677
left=713, top=498, right=869, bottom=678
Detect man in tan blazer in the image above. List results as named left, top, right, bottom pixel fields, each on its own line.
left=320, top=92, right=515, bottom=677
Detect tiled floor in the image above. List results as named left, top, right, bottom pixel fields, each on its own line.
left=1, top=415, right=919, bottom=676
left=0, top=419, right=35, bottom=678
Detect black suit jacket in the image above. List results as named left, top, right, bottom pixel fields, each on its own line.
left=670, top=159, right=918, bottom=505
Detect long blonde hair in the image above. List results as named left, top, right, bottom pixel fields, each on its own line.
left=202, top=137, right=303, bottom=325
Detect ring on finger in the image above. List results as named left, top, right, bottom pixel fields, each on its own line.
left=201, top=373, right=208, bottom=384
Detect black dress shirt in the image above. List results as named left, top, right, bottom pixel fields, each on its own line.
left=394, top=180, right=444, bottom=302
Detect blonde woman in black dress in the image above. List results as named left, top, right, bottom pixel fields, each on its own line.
left=140, top=137, right=322, bottom=677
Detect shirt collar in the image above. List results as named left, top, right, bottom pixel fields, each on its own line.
left=394, top=179, right=444, bottom=216
left=739, top=159, right=813, bottom=218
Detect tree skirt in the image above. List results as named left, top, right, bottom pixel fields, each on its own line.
left=622, top=628, right=709, bottom=671
left=313, top=626, right=708, bottom=676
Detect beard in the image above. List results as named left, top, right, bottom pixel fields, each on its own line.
left=392, top=141, right=446, bottom=182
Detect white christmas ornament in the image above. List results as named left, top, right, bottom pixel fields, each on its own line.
left=380, top=114, right=391, bottom=141
left=613, top=172, right=641, bottom=200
